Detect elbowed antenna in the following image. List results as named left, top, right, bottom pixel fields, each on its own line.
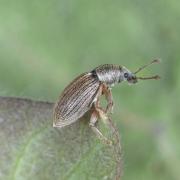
left=134, top=59, right=161, bottom=74
left=133, top=59, right=161, bottom=81
left=137, top=75, right=160, bottom=80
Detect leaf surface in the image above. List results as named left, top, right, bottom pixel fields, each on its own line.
left=0, top=97, right=120, bottom=180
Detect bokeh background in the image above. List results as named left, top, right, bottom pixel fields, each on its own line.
left=0, top=0, right=180, bottom=179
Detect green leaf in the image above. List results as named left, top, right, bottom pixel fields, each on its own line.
left=0, top=97, right=122, bottom=180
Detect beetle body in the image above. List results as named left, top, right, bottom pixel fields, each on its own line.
left=53, top=61, right=160, bottom=144
left=53, top=64, right=137, bottom=128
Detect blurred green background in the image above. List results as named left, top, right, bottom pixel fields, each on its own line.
left=0, top=0, right=180, bottom=179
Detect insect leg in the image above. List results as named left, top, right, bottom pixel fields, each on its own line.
left=102, top=84, right=114, bottom=114
left=94, top=105, right=119, bottom=146
left=89, top=111, right=112, bottom=146
left=94, top=84, right=109, bottom=124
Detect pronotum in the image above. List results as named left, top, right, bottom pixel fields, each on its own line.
left=53, top=60, right=160, bottom=145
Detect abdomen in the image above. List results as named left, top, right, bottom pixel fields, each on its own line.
left=53, top=72, right=100, bottom=127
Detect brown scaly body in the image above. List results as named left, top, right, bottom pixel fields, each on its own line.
left=53, top=72, right=100, bottom=127
left=53, top=61, right=160, bottom=145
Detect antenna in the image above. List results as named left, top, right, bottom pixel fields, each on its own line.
left=134, top=59, right=161, bottom=74
left=137, top=75, right=161, bottom=80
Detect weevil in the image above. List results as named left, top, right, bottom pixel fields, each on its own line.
left=53, top=59, right=160, bottom=145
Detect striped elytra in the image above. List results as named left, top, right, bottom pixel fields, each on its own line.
left=53, top=72, right=100, bottom=127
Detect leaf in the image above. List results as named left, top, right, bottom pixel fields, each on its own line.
left=0, top=97, right=122, bottom=180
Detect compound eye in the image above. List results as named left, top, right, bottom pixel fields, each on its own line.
left=124, top=73, right=129, bottom=78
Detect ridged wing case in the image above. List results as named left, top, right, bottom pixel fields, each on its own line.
left=53, top=72, right=100, bottom=127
